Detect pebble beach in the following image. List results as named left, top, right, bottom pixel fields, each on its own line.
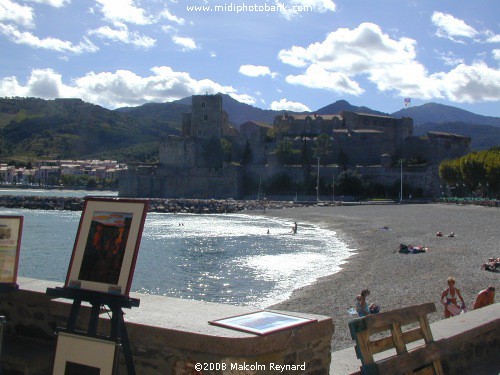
left=247, top=203, right=500, bottom=351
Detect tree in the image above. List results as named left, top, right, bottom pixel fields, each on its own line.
left=275, top=138, right=293, bottom=165
left=314, top=134, right=332, bottom=165
left=220, top=138, right=232, bottom=163
left=336, top=169, right=363, bottom=196
left=439, top=159, right=461, bottom=186
left=338, top=149, right=349, bottom=170
left=241, top=140, right=252, bottom=165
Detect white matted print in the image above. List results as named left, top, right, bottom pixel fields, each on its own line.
left=0, top=216, right=23, bottom=284
left=65, top=198, right=148, bottom=296
left=209, top=311, right=317, bottom=335
left=53, top=332, right=117, bottom=375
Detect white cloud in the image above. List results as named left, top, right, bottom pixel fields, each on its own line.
left=436, top=51, right=464, bottom=67
left=278, top=22, right=500, bottom=103
left=26, top=0, right=70, bottom=7
left=431, top=12, right=478, bottom=42
left=0, top=0, right=35, bottom=28
left=96, top=0, right=152, bottom=26
left=493, top=49, right=500, bottom=61
left=172, top=36, right=197, bottom=51
left=437, top=62, right=500, bottom=103
left=0, top=68, right=77, bottom=98
left=270, top=98, right=311, bottom=112
left=228, top=93, right=256, bottom=105
left=158, top=9, right=185, bottom=25
left=239, top=65, right=277, bottom=78
left=286, top=64, right=364, bottom=95
left=485, top=31, right=500, bottom=44
left=89, top=23, right=155, bottom=48
left=0, top=67, right=251, bottom=109
left=0, top=23, right=98, bottom=54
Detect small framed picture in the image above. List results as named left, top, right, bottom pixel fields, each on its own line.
left=65, top=198, right=148, bottom=296
left=53, top=332, right=117, bottom=375
left=0, top=216, right=23, bottom=285
left=209, top=311, right=317, bottom=335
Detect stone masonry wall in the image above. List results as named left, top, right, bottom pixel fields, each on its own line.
left=1, top=279, right=333, bottom=375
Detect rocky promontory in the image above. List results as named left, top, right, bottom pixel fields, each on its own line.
left=0, top=195, right=333, bottom=214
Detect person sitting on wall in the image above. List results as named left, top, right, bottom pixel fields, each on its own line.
left=355, top=289, right=380, bottom=317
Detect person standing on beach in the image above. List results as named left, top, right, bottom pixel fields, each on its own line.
left=473, top=286, right=495, bottom=309
left=440, top=277, right=466, bottom=318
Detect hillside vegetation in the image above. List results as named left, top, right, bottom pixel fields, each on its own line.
left=0, top=97, right=179, bottom=163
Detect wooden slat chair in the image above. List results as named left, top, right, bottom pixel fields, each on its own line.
left=348, top=302, right=444, bottom=375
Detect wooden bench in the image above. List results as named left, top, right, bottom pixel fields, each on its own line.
left=348, top=302, right=444, bottom=375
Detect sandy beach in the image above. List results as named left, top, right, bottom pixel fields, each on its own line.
left=246, top=202, right=499, bottom=351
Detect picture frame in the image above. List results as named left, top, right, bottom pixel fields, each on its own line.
left=209, top=311, right=317, bottom=335
left=0, top=215, right=23, bottom=286
left=52, top=332, right=117, bottom=375
left=65, top=198, right=149, bottom=296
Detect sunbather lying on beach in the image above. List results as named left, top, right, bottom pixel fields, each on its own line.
left=481, top=258, right=500, bottom=272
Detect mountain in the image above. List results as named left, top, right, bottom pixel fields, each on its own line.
left=119, top=95, right=383, bottom=128
left=0, top=97, right=179, bottom=163
left=2, top=95, right=498, bottom=163
left=316, top=100, right=388, bottom=116
left=392, top=102, right=500, bottom=127
left=414, top=122, right=500, bottom=151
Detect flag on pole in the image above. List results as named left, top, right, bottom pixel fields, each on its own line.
left=404, top=98, right=411, bottom=107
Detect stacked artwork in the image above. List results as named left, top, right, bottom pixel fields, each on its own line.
left=54, top=198, right=148, bottom=375
left=0, top=216, right=23, bottom=286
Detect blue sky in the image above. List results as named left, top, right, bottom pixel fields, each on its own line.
left=1, top=0, right=499, bottom=118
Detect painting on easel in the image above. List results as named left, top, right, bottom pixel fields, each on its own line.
left=65, top=198, right=148, bottom=296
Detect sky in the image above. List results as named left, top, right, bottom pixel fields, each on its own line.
left=1, top=0, right=499, bottom=118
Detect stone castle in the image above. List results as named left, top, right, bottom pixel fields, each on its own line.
left=119, top=94, right=470, bottom=199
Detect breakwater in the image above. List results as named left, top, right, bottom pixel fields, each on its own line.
left=0, top=195, right=331, bottom=213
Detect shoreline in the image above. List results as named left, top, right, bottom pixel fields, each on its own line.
left=244, top=203, right=499, bottom=351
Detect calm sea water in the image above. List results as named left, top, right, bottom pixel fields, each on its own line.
left=0, top=190, right=352, bottom=308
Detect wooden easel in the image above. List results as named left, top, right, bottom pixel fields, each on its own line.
left=46, top=287, right=140, bottom=375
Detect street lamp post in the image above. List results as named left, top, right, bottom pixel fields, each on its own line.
left=332, top=170, right=335, bottom=202
left=400, top=159, right=403, bottom=203
left=316, top=157, right=320, bottom=202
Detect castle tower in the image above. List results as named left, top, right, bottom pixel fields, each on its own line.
left=189, top=94, right=223, bottom=139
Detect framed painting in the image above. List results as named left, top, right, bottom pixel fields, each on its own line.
left=0, top=215, right=23, bottom=285
left=209, top=311, right=317, bottom=335
left=52, top=332, right=117, bottom=375
left=65, top=198, right=148, bottom=296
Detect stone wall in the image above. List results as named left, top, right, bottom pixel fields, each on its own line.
left=118, top=163, right=241, bottom=199
left=0, top=278, right=333, bottom=375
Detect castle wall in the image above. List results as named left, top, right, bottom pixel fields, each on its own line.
left=159, top=136, right=197, bottom=168
left=404, top=133, right=471, bottom=165
left=118, top=164, right=241, bottom=199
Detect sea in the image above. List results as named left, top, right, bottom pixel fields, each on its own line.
left=0, top=188, right=353, bottom=308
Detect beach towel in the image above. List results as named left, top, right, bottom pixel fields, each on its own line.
left=446, top=304, right=467, bottom=316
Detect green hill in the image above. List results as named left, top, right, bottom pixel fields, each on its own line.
left=0, top=97, right=179, bottom=163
